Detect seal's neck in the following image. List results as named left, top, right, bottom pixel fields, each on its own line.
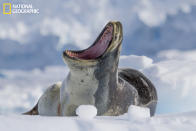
left=93, top=47, right=120, bottom=115
left=66, top=45, right=121, bottom=115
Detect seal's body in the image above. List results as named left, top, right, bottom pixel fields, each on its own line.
left=24, top=21, right=157, bottom=116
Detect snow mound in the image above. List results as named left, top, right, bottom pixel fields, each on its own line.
left=0, top=111, right=196, bottom=131
left=128, top=105, right=150, bottom=121
left=76, top=105, right=97, bottom=119
left=119, top=50, right=196, bottom=114
left=120, top=55, right=153, bottom=69
left=0, top=66, right=68, bottom=114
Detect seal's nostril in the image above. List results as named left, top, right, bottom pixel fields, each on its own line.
left=115, top=35, right=117, bottom=40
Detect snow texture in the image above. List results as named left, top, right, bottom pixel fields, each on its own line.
left=0, top=66, right=68, bottom=114
left=0, top=111, right=196, bottom=131
left=128, top=105, right=150, bottom=121
left=76, top=105, right=97, bottom=119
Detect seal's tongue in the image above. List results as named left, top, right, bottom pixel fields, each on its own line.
left=77, top=24, right=113, bottom=59
left=66, top=24, right=113, bottom=60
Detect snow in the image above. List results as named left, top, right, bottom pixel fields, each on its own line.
left=128, top=105, right=150, bottom=121
left=0, top=66, right=68, bottom=114
left=0, top=111, right=196, bottom=131
left=76, top=105, right=97, bottom=119
left=120, top=50, right=196, bottom=114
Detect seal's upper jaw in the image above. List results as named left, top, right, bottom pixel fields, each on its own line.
left=63, top=21, right=122, bottom=63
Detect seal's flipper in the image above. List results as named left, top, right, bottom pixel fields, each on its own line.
left=38, top=82, right=61, bottom=116
left=23, top=82, right=62, bottom=116
left=118, top=68, right=158, bottom=116
left=145, top=100, right=157, bottom=116
left=23, top=103, right=38, bottom=115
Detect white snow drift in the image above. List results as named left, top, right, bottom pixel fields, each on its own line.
left=119, top=50, right=196, bottom=114
left=0, top=109, right=196, bottom=131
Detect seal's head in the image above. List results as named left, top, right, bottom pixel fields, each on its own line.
left=63, top=21, right=123, bottom=68
left=61, top=21, right=123, bottom=115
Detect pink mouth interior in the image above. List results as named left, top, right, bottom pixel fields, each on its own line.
left=66, top=24, right=113, bottom=60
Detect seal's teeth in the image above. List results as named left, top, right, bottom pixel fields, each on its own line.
left=66, top=51, right=71, bottom=56
left=72, top=52, right=76, bottom=57
left=66, top=51, right=78, bottom=57
left=72, top=52, right=77, bottom=57
left=70, top=52, right=73, bottom=57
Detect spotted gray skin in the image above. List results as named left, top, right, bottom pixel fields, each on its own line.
left=24, top=21, right=157, bottom=116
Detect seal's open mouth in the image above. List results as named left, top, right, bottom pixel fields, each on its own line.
left=65, top=24, right=113, bottom=60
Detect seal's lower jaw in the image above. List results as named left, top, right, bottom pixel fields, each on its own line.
left=63, top=21, right=123, bottom=66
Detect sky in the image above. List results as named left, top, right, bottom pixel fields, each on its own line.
left=0, top=0, right=196, bottom=69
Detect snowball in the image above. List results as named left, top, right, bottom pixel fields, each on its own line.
left=76, top=105, right=97, bottom=119
left=128, top=105, right=150, bottom=121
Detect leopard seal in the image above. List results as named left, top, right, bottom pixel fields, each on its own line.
left=24, top=21, right=157, bottom=116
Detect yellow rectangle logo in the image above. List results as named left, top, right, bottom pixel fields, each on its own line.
left=3, top=3, right=12, bottom=14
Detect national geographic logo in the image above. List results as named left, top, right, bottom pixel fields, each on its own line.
left=2, top=3, right=39, bottom=14
left=3, top=3, right=11, bottom=14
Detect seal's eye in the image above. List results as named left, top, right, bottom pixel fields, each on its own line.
left=65, top=24, right=113, bottom=60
